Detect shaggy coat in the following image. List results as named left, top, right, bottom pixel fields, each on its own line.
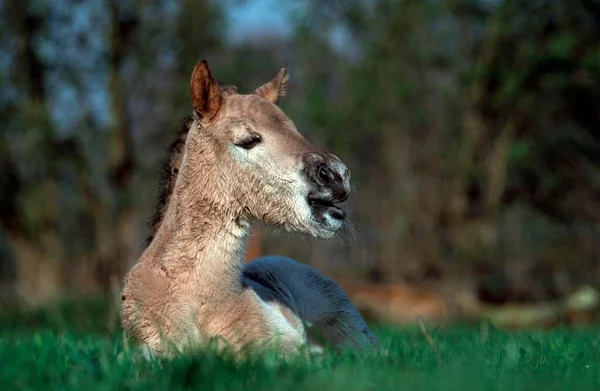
left=121, top=60, right=377, bottom=358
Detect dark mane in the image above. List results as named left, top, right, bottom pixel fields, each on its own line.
left=144, top=84, right=238, bottom=248
left=144, top=115, right=193, bottom=248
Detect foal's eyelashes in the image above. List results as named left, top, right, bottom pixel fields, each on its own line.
left=234, top=133, right=262, bottom=150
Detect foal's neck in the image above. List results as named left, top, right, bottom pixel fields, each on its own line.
left=151, top=132, right=250, bottom=298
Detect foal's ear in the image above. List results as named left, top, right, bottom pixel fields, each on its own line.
left=190, top=60, right=222, bottom=120
left=252, top=68, right=289, bottom=105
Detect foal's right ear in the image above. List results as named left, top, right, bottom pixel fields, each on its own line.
left=190, top=60, right=222, bottom=121
left=252, top=68, right=289, bottom=105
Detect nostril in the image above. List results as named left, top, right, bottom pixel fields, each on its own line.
left=338, top=192, right=350, bottom=203
left=318, top=166, right=336, bottom=184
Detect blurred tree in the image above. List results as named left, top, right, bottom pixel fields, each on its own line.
left=1, top=0, right=66, bottom=304
left=0, top=0, right=598, bottom=310
left=275, top=0, right=600, bottom=300
left=0, top=0, right=226, bottom=306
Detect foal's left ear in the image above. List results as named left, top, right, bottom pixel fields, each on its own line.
left=252, top=68, right=289, bottom=105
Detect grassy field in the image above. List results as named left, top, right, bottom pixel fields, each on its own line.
left=1, top=298, right=599, bottom=390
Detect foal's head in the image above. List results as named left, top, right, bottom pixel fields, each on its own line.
left=186, top=60, right=350, bottom=239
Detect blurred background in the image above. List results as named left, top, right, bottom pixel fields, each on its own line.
left=1, top=0, right=600, bottom=328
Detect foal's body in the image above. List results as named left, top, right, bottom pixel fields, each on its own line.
left=121, top=61, right=376, bottom=357
left=244, top=256, right=376, bottom=350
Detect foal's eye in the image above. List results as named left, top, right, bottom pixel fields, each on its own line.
left=234, top=134, right=261, bottom=150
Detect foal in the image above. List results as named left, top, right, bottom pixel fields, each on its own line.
left=121, top=60, right=377, bottom=358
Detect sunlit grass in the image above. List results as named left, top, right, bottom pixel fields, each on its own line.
left=1, top=298, right=599, bottom=390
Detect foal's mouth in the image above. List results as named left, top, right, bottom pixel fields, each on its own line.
left=307, top=197, right=347, bottom=221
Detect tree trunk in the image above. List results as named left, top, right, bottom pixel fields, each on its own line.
left=4, top=0, right=63, bottom=305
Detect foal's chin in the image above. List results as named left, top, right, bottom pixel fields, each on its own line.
left=305, top=213, right=347, bottom=239
left=312, top=227, right=342, bottom=240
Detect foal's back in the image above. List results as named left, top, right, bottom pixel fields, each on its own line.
left=243, top=256, right=378, bottom=351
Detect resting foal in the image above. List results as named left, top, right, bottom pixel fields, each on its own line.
left=121, top=60, right=377, bottom=358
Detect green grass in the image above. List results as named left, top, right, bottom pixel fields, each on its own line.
left=1, top=298, right=599, bottom=390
